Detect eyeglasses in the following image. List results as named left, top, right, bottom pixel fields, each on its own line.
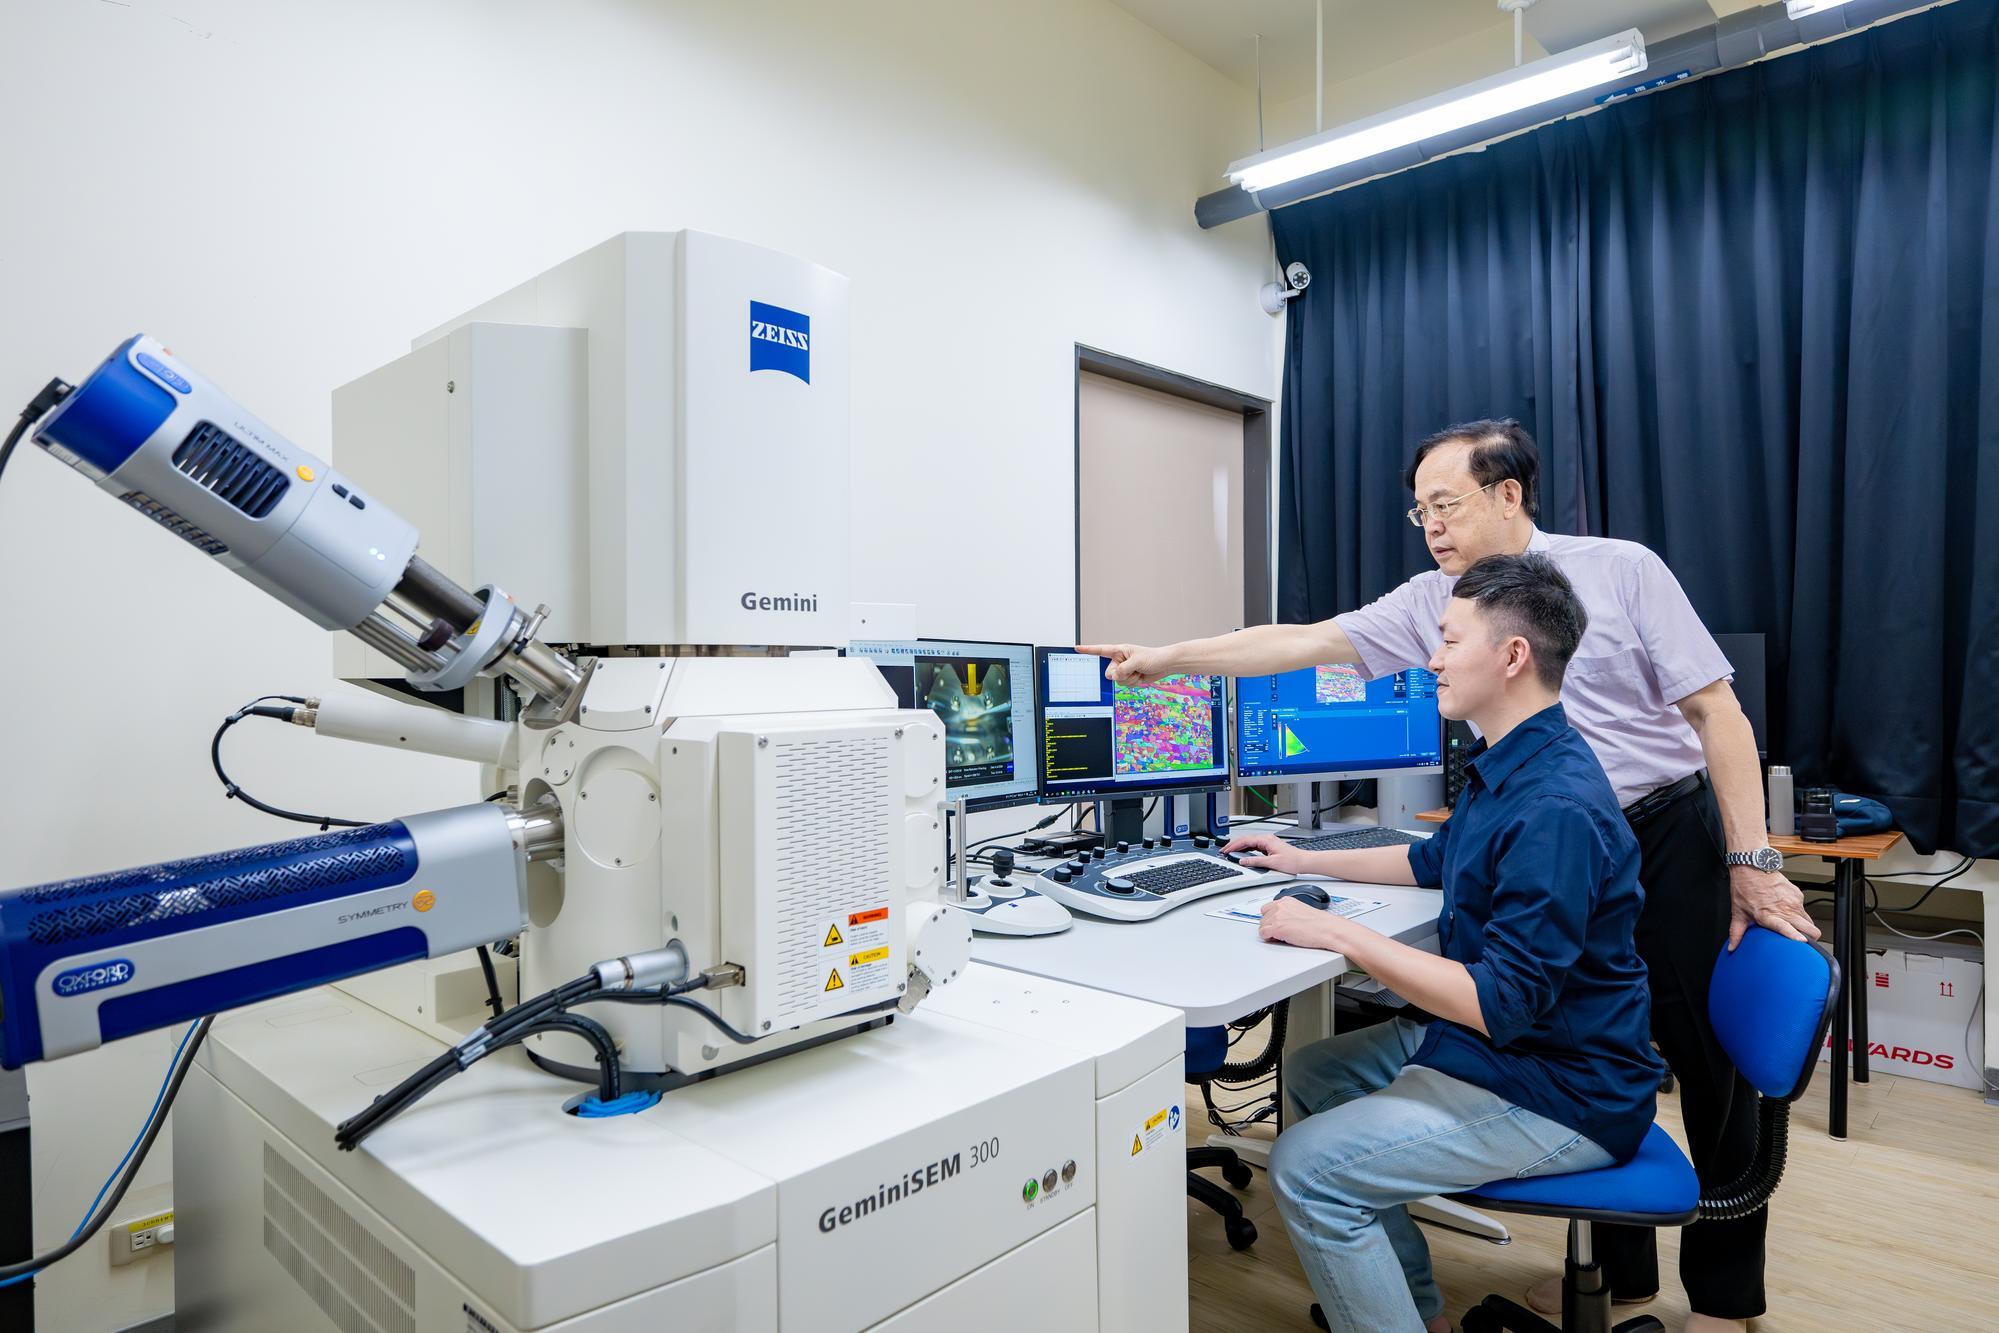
left=1407, top=482, right=1497, bottom=528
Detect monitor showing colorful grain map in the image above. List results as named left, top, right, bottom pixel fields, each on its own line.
left=1035, top=648, right=1229, bottom=800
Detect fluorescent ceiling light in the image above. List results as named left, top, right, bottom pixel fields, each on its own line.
left=1225, top=29, right=1647, bottom=193
left=1787, top=0, right=1859, bottom=16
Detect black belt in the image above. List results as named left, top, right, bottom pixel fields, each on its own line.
left=1621, top=771, right=1706, bottom=829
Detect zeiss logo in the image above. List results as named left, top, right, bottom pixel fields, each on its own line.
left=54, top=959, right=135, bottom=997
left=750, top=301, right=811, bottom=383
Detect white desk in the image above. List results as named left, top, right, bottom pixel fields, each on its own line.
left=970, top=880, right=1445, bottom=1025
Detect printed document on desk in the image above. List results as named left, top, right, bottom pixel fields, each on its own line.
left=1210, top=890, right=1387, bottom=925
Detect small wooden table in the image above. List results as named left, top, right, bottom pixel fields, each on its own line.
left=1407, top=810, right=1901, bottom=1140
left=1768, top=830, right=1904, bottom=1139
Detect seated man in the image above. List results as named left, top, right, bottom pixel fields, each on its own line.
left=1230, top=553, right=1662, bottom=1333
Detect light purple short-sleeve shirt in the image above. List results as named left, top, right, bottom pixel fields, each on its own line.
left=1335, top=528, right=1733, bottom=807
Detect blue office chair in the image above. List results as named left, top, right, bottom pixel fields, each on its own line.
left=1185, top=1000, right=1290, bottom=1252
left=1450, top=928, right=1840, bottom=1333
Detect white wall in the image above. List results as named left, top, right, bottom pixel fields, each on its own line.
left=0, top=1, right=1277, bottom=1327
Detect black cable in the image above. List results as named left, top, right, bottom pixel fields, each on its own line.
left=336, top=972, right=603, bottom=1149
left=474, top=945, right=505, bottom=1018
left=1887, top=859, right=1975, bottom=913
left=654, top=992, right=899, bottom=1047
left=211, top=700, right=367, bottom=830
left=0, top=1017, right=210, bottom=1282
left=0, top=377, right=74, bottom=498
left=1887, top=855, right=1975, bottom=878
left=506, top=1015, right=619, bottom=1101
left=1314, top=782, right=1357, bottom=819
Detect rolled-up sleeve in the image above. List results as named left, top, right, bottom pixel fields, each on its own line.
left=1464, top=799, right=1605, bottom=1045
left=1625, top=549, right=1734, bottom=707
left=1335, top=574, right=1446, bottom=681
left=1406, top=820, right=1450, bottom=886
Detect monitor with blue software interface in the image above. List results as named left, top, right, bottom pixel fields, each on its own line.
left=1035, top=647, right=1230, bottom=801
left=845, top=638, right=1038, bottom=811
left=1233, top=664, right=1443, bottom=782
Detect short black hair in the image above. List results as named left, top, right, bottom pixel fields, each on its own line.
left=1450, top=553, right=1587, bottom=690
left=1404, top=419, right=1540, bottom=519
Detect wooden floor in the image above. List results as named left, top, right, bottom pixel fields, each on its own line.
left=1186, top=1068, right=1999, bottom=1331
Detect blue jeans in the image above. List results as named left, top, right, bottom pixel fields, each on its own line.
left=1270, top=1019, right=1614, bottom=1332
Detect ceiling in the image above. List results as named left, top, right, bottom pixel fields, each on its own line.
left=1108, top=0, right=1761, bottom=106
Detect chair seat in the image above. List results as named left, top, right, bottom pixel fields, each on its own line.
left=1452, top=1124, right=1699, bottom=1228
left=1185, top=1024, right=1230, bottom=1079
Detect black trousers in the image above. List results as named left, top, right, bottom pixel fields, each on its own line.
left=1596, top=778, right=1765, bottom=1319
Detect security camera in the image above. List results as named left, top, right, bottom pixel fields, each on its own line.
left=1259, top=261, right=1311, bottom=316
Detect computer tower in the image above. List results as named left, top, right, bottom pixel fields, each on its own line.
left=1442, top=719, right=1478, bottom=809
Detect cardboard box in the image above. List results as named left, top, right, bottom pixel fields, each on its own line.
left=1819, top=933, right=1984, bottom=1090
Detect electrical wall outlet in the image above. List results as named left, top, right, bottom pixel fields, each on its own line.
left=108, top=1209, right=174, bottom=1266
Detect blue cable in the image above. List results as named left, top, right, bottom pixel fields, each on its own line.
left=0, top=1020, right=200, bottom=1288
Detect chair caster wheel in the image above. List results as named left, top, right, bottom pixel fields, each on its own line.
left=1225, top=1216, right=1257, bottom=1250
left=1223, top=1159, right=1254, bottom=1189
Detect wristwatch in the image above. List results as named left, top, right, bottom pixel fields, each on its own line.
left=1725, top=847, right=1785, bottom=873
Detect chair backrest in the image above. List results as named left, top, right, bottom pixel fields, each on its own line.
left=1185, top=1024, right=1230, bottom=1080
left=1707, top=926, right=1840, bottom=1103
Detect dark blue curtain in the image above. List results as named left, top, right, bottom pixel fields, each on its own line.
left=1273, top=0, right=1999, bottom=857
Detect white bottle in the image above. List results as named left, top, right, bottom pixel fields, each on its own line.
left=1767, top=765, right=1795, bottom=836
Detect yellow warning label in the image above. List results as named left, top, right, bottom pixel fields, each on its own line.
left=824, top=968, right=845, bottom=992
left=1145, top=1108, right=1169, bottom=1132
left=848, top=946, right=890, bottom=967
left=1130, top=1135, right=1144, bottom=1156
left=126, top=1211, right=174, bottom=1234
left=824, top=923, right=844, bottom=948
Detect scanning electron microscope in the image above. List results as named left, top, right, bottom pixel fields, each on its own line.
left=0, top=233, right=1189, bottom=1331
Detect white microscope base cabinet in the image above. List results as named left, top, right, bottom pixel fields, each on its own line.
left=173, top=964, right=1185, bottom=1332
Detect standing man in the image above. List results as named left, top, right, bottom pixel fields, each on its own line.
left=1079, top=420, right=1817, bottom=1331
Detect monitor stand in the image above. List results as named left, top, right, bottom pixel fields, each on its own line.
left=1292, top=776, right=1443, bottom=831
left=1096, top=797, right=1145, bottom=847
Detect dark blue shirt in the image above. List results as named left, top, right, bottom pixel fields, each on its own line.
left=1405, top=703, right=1662, bottom=1161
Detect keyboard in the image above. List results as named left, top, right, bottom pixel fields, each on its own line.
left=1123, top=859, right=1241, bottom=897
left=1030, top=844, right=1294, bottom=922
left=1281, top=826, right=1425, bottom=852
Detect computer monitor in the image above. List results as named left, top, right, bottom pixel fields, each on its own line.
left=845, top=638, right=1038, bottom=811
left=1034, top=648, right=1230, bottom=801
left=1232, top=664, right=1443, bottom=783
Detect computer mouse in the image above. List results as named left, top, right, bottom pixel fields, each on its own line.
left=1274, top=884, right=1332, bottom=909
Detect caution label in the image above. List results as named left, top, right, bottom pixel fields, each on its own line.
left=824, top=969, right=845, bottom=992
left=844, top=940, right=895, bottom=993
left=823, top=923, right=844, bottom=948
left=1132, top=1104, right=1178, bottom=1156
